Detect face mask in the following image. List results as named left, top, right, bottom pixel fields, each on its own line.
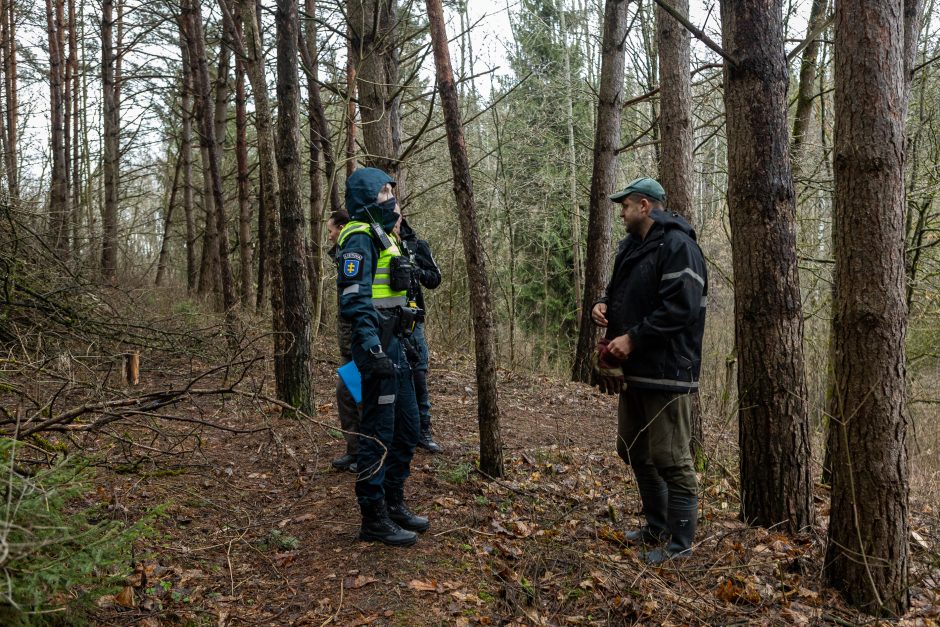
left=375, top=196, right=399, bottom=230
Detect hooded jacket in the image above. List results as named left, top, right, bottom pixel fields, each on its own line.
left=597, top=209, right=707, bottom=393
left=337, top=168, right=400, bottom=353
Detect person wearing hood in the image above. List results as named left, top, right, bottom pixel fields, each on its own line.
left=336, top=167, right=427, bottom=547
left=590, top=177, right=707, bottom=565
left=398, top=218, right=443, bottom=453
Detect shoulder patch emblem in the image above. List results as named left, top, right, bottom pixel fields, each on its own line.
left=342, top=252, right=362, bottom=279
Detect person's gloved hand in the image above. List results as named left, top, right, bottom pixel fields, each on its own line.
left=367, top=346, right=396, bottom=379
left=592, top=338, right=625, bottom=395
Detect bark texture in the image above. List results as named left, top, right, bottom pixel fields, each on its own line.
left=720, top=0, right=813, bottom=531
left=571, top=0, right=629, bottom=383
left=425, top=0, right=503, bottom=477
left=656, top=0, right=693, bottom=220
left=101, top=0, right=119, bottom=279
left=274, top=0, right=314, bottom=414
left=186, top=0, right=238, bottom=342
left=824, top=0, right=910, bottom=615
left=347, top=0, right=400, bottom=178
left=656, top=0, right=701, bottom=460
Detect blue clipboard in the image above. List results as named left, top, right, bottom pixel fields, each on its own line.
left=337, top=360, right=362, bottom=404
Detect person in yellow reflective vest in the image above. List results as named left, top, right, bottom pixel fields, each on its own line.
left=336, top=167, right=427, bottom=547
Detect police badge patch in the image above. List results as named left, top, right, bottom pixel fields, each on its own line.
left=341, top=252, right=363, bottom=279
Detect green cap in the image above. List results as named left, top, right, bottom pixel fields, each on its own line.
left=609, top=177, right=666, bottom=203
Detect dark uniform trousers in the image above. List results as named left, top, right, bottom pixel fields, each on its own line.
left=617, top=388, right=698, bottom=496
left=352, top=331, right=421, bottom=505
left=408, top=322, right=432, bottom=430
left=336, top=316, right=360, bottom=457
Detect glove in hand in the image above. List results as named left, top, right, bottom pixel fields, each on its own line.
left=368, top=349, right=396, bottom=379
left=592, top=338, right=625, bottom=395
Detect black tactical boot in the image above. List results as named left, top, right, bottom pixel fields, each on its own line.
left=645, top=493, right=697, bottom=565
left=331, top=453, right=358, bottom=473
left=358, top=500, right=417, bottom=546
left=386, top=486, right=430, bottom=533
left=626, top=471, right=669, bottom=545
left=416, top=427, right=442, bottom=453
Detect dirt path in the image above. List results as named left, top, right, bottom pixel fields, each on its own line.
left=89, top=356, right=939, bottom=626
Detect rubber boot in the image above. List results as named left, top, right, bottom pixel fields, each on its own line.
left=386, top=486, right=430, bottom=533
left=645, top=493, right=697, bottom=564
left=358, top=499, right=417, bottom=546
left=626, top=469, right=669, bottom=545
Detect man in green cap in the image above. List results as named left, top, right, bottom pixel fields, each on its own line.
left=591, top=177, right=707, bottom=564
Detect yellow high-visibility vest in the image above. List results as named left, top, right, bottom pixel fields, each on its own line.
left=338, top=221, right=408, bottom=309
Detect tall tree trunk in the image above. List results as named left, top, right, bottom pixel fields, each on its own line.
left=571, top=0, right=629, bottom=383
left=425, top=0, right=503, bottom=477
left=179, top=27, right=197, bottom=293
left=201, top=43, right=231, bottom=296
left=155, top=148, right=183, bottom=286
left=720, top=0, right=814, bottom=531
left=68, top=0, right=78, bottom=257
left=347, top=0, right=399, bottom=177
left=0, top=0, right=8, bottom=193
left=303, top=0, right=324, bottom=332
left=791, top=0, right=827, bottom=166
left=235, top=18, right=252, bottom=307
left=46, top=0, right=69, bottom=257
left=559, top=2, right=583, bottom=311
left=345, top=30, right=358, bottom=176
left=186, top=0, right=238, bottom=343
left=656, top=0, right=700, bottom=460
left=2, top=0, right=17, bottom=200
left=274, top=0, right=314, bottom=413
left=223, top=0, right=287, bottom=387
left=101, top=0, right=119, bottom=280
left=824, top=0, right=914, bottom=616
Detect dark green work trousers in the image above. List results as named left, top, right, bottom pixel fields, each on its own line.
left=617, top=388, right=698, bottom=496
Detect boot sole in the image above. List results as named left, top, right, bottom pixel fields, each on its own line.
left=390, top=518, right=429, bottom=533
left=358, top=530, right=417, bottom=546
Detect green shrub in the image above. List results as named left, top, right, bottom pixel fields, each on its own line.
left=0, top=439, right=153, bottom=624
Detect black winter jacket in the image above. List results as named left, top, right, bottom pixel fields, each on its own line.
left=597, top=210, right=707, bottom=392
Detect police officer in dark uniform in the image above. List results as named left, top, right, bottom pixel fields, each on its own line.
left=337, top=167, right=428, bottom=547
left=399, top=219, right=443, bottom=453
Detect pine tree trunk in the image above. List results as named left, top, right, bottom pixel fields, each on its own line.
left=656, top=0, right=701, bottom=461
left=347, top=0, right=399, bottom=177
left=303, top=0, right=325, bottom=332
left=46, top=0, right=69, bottom=257
left=791, top=0, right=827, bottom=167
left=345, top=32, right=358, bottom=177
left=101, top=0, right=119, bottom=279
left=235, top=18, right=252, bottom=307
left=559, top=3, right=583, bottom=312
left=226, top=0, right=287, bottom=391
left=186, top=0, right=238, bottom=343
left=426, top=0, right=503, bottom=477
left=720, top=0, right=814, bottom=531
left=274, top=0, right=314, bottom=414
left=571, top=0, right=629, bottom=383
left=824, top=0, right=913, bottom=615
left=178, top=28, right=197, bottom=293
left=155, top=149, right=183, bottom=286
left=1, top=0, right=17, bottom=200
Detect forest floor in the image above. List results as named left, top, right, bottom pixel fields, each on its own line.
left=64, top=341, right=940, bottom=627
